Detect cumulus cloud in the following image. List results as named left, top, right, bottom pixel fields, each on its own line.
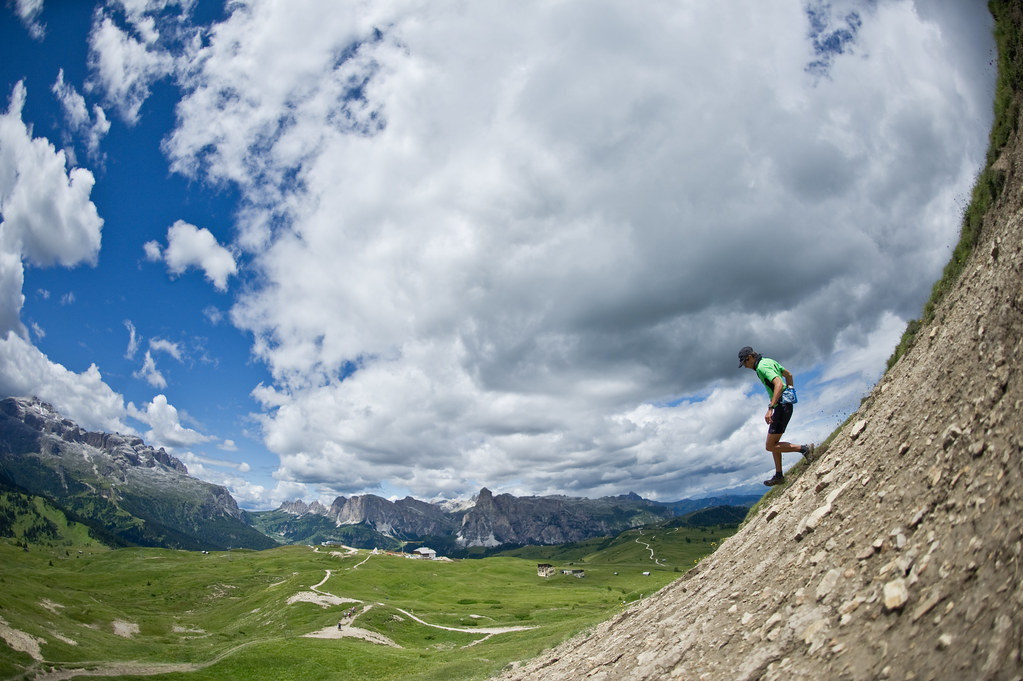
left=145, top=220, right=237, bottom=291
left=151, top=0, right=995, bottom=500
left=128, top=394, right=214, bottom=449
left=0, top=332, right=132, bottom=434
left=177, top=450, right=250, bottom=473
left=0, top=80, right=121, bottom=433
left=0, top=82, right=103, bottom=291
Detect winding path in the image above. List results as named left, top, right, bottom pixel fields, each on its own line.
left=634, top=530, right=666, bottom=566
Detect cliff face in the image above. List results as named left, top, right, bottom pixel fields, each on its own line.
left=457, top=487, right=672, bottom=547
left=493, top=29, right=1023, bottom=681
left=332, top=493, right=459, bottom=537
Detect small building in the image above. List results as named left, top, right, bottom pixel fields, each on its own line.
left=413, top=547, right=437, bottom=560
left=537, top=563, right=556, bottom=578
left=561, top=569, right=585, bottom=578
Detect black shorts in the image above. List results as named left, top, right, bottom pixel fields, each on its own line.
left=768, top=403, right=793, bottom=434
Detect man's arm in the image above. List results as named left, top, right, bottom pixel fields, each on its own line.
left=769, top=376, right=786, bottom=408
left=765, top=376, right=785, bottom=423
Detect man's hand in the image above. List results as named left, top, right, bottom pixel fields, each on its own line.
left=765, top=408, right=774, bottom=424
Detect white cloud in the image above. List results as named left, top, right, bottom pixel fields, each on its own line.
left=129, top=337, right=188, bottom=390
left=0, top=80, right=124, bottom=437
left=149, top=337, right=183, bottom=361
left=0, top=82, right=103, bottom=298
left=52, top=69, right=111, bottom=158
left=203, top=305, right=225, bottom=325
left=87, top=11, right=174, bottom=123
left=177, top=450, right=249, bottom=473
left=128, top=394, right=214, bottom=449
left=0, top=249, right=25, bottom=337
left=133, top=350, right=166, bottom=388
left=131, top=338, right=184, bottom=389
left=142, top=239, right=162, bottom=261
left=13, top=0, right=45, bottom=40
left=149, top=220, right=237, bottom=291
left=819, top=311, right=908, bottom=387
left=213, top=473, right=270, bottom=509
left=124, top=320, right=139, bottom=358
left=0, top=332, right=132, bottom=434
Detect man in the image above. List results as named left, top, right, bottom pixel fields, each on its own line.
left=738, top=346, right=815, bottom=486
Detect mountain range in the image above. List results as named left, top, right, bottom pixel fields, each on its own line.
left=257, top=487, right=758, bottom=552
left=0, top=395, right=758, bottom=553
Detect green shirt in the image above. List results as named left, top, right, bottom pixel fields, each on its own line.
left=754, top=357, right=786, bottom=398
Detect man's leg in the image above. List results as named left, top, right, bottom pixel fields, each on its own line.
left=765, top=433, right=801, bottom=472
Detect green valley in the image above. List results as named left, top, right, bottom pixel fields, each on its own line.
left=0, top=513, right=740, bottom=680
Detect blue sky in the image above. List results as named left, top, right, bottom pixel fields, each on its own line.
left=0, top=0, right=995, bottom=509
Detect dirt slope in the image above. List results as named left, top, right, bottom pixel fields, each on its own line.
left=492, top=29, right=1023, bottom=681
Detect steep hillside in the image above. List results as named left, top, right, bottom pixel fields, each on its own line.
left=493, top=7, right=1023, bottom=681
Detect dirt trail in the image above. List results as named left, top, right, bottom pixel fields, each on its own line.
left=634, top=529, right=666, bottom=567
left=392, top=607, right=536, bottom=636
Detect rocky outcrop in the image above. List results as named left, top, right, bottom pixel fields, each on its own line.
left=332, top=493, right=459, bottom=537
left=457, top=487, right=672, bottom=547
left=491, top=15, right=1023, bottom=679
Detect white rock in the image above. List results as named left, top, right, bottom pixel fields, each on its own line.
left=883, top=579, right=909, bottom=612
left=816, top=568, right=843, bottom=602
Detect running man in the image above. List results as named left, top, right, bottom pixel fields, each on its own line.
left=738, top=346, right=815, bottom=486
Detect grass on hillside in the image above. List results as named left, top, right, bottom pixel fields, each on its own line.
left=0, top=488, right=109, bottom=550
left=886, top=0, right=1022, bottom=371
left=0, top=520, right=734, bottom=681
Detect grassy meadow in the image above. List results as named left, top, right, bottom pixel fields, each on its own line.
left=0, top=518, right=739, bottom=680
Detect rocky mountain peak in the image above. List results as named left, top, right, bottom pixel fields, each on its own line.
left=1, top=397, right=189, bottom=475
left=279, top=499, right=310, bottom=515
left=474, top=486, right=496, bottom=508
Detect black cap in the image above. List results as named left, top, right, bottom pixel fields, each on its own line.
left=738, top=346, right=755, bottom=367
